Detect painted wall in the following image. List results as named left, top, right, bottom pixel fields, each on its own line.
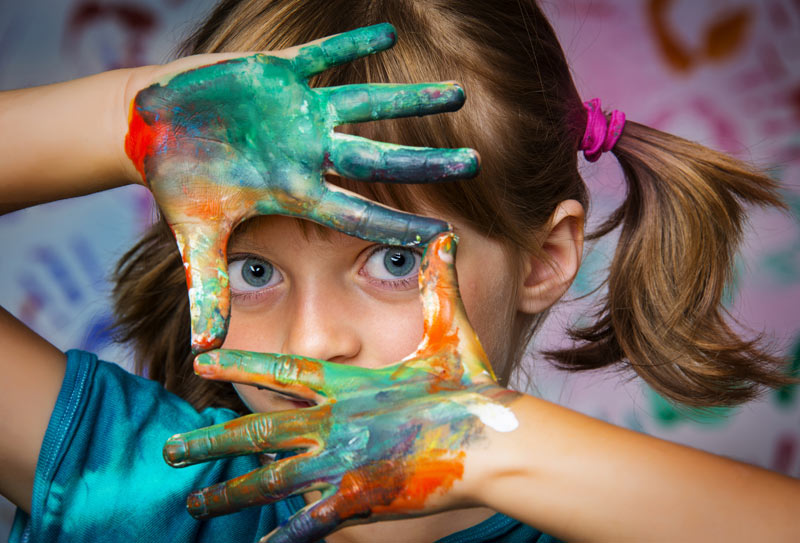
left=1, top=0, right=798, bottom=537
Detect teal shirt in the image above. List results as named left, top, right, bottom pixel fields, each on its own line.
left=10, top=350, right=559, bottom=542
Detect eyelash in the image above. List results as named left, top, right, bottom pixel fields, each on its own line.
left=227, top=253, right=282, bottom=303
left=358, top=245, right=422, bottom=291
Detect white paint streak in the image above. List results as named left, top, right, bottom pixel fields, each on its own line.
left=437, top=245, right=453, bottom=263
left=469, top=402, right=519, bottom=432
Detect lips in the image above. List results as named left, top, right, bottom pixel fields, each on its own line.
left=255, top=384, right=314, bottom=408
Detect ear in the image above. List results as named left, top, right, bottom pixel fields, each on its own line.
left=517, top=200, right=585, bottom=314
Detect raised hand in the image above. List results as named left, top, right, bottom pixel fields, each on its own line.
left=124, top=24, right=479, bottom=352
left=162, top=232, right=520, bottom=543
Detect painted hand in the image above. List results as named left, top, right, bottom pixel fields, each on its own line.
left=163, top=232, right=520, bottom=543
left=124, top=23, right=479, bottom=352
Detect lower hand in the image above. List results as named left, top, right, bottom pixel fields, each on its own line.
left=163, top=232, right=520, bottom=543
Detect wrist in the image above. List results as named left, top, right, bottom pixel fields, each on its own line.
left=461, top=387, right=530, bottom=509
left=116, top=64, right=158, bottom=186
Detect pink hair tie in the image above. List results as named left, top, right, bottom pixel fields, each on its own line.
left=579, top=98, right=625, bottom=162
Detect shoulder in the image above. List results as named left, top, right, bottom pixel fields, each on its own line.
left=11, top=348, right=290, bottom=542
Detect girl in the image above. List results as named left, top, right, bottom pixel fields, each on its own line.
left=2, top=1, right=799, bottom=542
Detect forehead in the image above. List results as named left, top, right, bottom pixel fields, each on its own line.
left=228, top=215, right=356, bottom=252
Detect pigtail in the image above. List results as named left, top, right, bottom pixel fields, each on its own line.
left=548, top=120, right=792, bottom=407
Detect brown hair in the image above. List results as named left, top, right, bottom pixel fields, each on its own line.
left=113, top=0, right=790, bottom=413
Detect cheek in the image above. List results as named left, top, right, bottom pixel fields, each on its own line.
left=350, top=294, right=425, bottom=365
left=456, top=255, right=518, bottom=367
left=222, top=291, right=425, bottom=369
left=222, top=304, right=281, bottom=353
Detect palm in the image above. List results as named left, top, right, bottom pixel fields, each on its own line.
left=163, top=233, right=520, bottom=543
left=125, top=24, right=479, bottom=352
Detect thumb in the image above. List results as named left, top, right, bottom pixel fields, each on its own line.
left=414, top=233, right=496, bottom=382
left=171, top=220, right=232, bottom=353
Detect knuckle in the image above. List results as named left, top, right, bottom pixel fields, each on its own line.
left=259, top=465, right=284, bottom=497
left=247, top=415, right=274, bottom=449
left=273, top=356, right=298, bottom=385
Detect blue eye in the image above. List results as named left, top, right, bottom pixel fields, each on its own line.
left=228, top=257, right=280, bottom=292
left=363, top=247, right=420, bottom=283
left=384, top=248, right=415, bottom=276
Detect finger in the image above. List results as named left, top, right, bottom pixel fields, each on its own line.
left=321, top=82, right=465, bottom=125
left=308, top=183, right=449, bottom=246
left=192, top=349, right=378, bottom=399
left=262, top=459, right=410, bottom=543
left=171, top=222, right=232, bottom=353
left=186, top=453, right=331, bottom=519
left=329, top=132, right=480, bottom=184
left=262, top=494, right=342, bottom=543
left=415, top=233, right=496, bottom=380
left=292, top=23, right=396, bottom=78
left=163, top=406, right=329, bottom=467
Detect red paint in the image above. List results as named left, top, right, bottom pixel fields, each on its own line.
left=192, top=334, right=220, bottom=352
left=124, top=102, right=157, bottom=185
left=182, top=259, right=192, bottom=289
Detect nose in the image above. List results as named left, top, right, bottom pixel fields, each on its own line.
left=281, top=281, right=361, bottom=363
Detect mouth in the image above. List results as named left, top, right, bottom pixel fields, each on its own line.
left=255, top=384, right=315, bottom=408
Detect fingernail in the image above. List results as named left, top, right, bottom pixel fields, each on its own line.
left=187, top=490, right=208, bottom=518
left=193, top=353, right=219, bottom=377
left=195, top=353, right=215, bottom=366
left=447, top=148, right=480, bottom=179
left=366, top=23, right=397, bottom=48
left=163, top=436, right=188, bottom=465
left=435, top=232, right=458, bottom=260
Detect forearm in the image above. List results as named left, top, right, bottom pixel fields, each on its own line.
left=474, top=393, right=800, bottom=542
left=0, top=66, right=151, bottom=213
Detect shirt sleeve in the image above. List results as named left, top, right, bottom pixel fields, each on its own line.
left=10, top=349, right=292, bottom=543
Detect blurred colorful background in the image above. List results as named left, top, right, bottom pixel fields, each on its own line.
left=1, top=0, right=799, bottom=537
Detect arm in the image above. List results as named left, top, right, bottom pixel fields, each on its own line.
left=479, top=393, right=800, bottom=541
left=0, top=66, right=142, bottom=213
left=0, top=309, right=64, bottom=513
left=0, top=307, right=65, bottom=513
left=0, top=64, right=145, bottom=511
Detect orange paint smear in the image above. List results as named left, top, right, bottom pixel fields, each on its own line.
left=374, top=451, right=465, bottom=514
left=328, top=451, right=465, bottom=521
left=165, top=177, right=263, bottom=223
left=417, top=236, right=460, bottom=358
left=426, top=354, right=464, bottom=394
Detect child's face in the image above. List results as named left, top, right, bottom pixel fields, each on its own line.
left=222, top=213, right=519, bottom=413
